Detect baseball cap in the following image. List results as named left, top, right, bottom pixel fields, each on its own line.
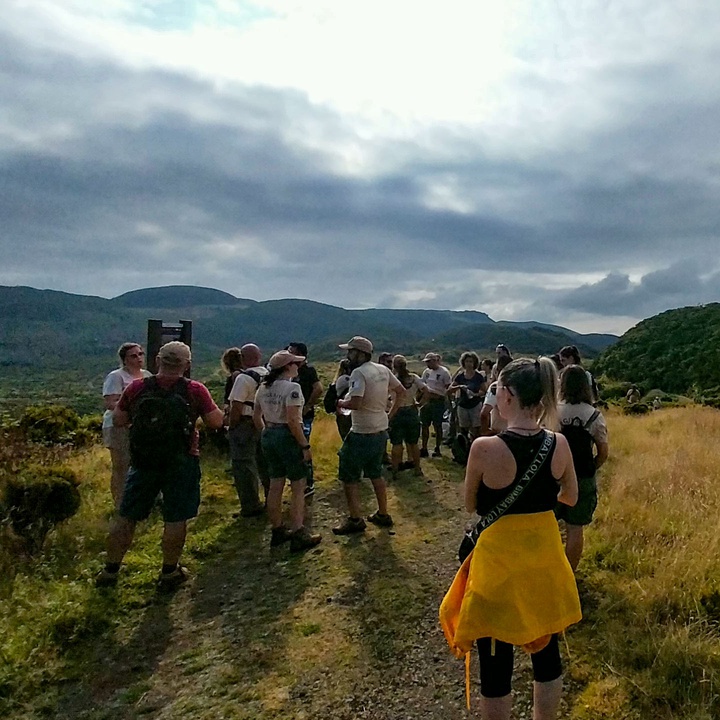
left=268, top=350, right=306, bottom=369
left=338, top=336, right=373, bottom=354
left=158, top=341, right=191, bottom=366
left=422, top=352, right=440, bottom=362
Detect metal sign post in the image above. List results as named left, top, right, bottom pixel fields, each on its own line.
left=146, top=319, right=193, bottom=375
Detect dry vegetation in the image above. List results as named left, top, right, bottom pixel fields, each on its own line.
left=2, top=406, right=720, bottom=719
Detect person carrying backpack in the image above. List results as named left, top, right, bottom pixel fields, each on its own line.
left=556, top=364, right=609, bottom=571
left=228, top=343, right=269, bottom=518
left=96, top=341, right=223, bottom=589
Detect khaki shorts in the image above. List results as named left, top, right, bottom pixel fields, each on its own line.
left=103, top=425, right=130, bottom=452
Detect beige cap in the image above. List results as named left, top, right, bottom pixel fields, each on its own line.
left=158, top=341, right=191, bottom=367
left=423, top=352, right=440, bottom=362
left=268, top=349, right=305, bottom=369
left=338, top=336, right=373, bottom=354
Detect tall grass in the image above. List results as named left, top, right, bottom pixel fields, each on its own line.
left=572, top=406, right=720, bottom=719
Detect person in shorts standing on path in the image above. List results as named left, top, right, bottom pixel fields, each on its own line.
left=228, top=344, right=269, bottom=517
left=449, top=351, right=487, bottom=441
left=287, top=342, right=323, bottom=499
left=102, top=342, right=152, bottom=509
left=254, top=350, right=322, bottom=553
left=420, top=353, right=452, bottom=457
left=556, top=364, right=609, bottom=570
left=96, top=342, right=223, bottom=588
left=333, top=336, right=403, bottom=535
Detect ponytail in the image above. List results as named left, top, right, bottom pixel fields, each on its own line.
left=498, top=357, right=559, bottom=430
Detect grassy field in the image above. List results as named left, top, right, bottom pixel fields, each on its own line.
left=3, top=406, right=720, bottom=719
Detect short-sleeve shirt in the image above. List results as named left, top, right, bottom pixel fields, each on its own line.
left=229, top=366, right=269, bottom=417
left=421, top=366, right=452, bottom=397
left=452, top=370, right=486, bottom=409
left=348, top=362, right=402, bottom=434
left=558, top=402, right=608, bottom=445
left=118, top=375, right=219, bottom=456
left=102, top=368, right=151, bottom=429
left=294, top=364, right=320, bottom=419
left=256, top=379, right=305, bottom=425
left=396, top=374, right=425, bottom=408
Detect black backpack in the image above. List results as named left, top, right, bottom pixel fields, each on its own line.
left=560, top=410, right=599, bottom=478
left=450, top=432, right=471, bottom=466
left=323, top=382, right=349, bottom=414
left=129, top=377, right=194, bottom=469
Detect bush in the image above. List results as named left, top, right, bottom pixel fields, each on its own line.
left=17, top=405, right=95, bottom=446
left=622, top=402, right=650, bottom=415
left=3, top=466, right=81, bottom=553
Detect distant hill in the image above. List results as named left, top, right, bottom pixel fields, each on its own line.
left=593, top=304, right=720, bottom=395
left=0, top=285, right=617, bottom=373
left=114, top=286, right=254, bottom=308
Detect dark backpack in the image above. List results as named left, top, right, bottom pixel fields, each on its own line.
left=129, top=377, right=194, bottom=469
left=450, top=432, right=471, bottom=466
left=560, top=410, right=599, bottom=478
left=323, top=381, right=349, bottom=414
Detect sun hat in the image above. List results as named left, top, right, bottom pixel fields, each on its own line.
left=158, top=341, right=191, bottom=366
left=268, top=350, right=306, bottom=369
left=338, top=336, right=373, bottom=354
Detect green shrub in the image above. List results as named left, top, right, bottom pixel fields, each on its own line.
left=17, top=405, right=94, bottom=446
left=3, top=466, right=81, bottom=553
left=622, top=402, right=650, bottom=415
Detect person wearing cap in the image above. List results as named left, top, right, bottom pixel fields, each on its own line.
left=96, top=341, right=224, bottom=589
left=253, top=350, right=322, bottom=553
left=227, top=344, right=270, bottom=518
left=333, top=336, right=404, bottom=535
left=419, top=352, right=452, bottom=458
left=286, top=342, right=323, bottom=500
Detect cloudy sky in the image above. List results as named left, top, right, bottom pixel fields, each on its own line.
left=2, top=1, right=720, bottom=335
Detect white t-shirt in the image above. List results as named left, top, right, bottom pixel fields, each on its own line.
left=482, top=382, right=507, bottom=433
left=558, top=402, right=608, bottom=445
left=255, top=379, right=305, bottom=425
left=421, top=366, right=452, bottom=397
left=396, top=374, right=425, bottom=408
left=229, top=366, right=269, bottom=417
left=347, top=362, right=402, bottom=434
left=102, top=368, right=151, bottom=428
left=335, top=374, right=351, bottom=397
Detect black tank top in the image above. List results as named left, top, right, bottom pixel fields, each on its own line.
left=475, top=430, right=559, bottom=516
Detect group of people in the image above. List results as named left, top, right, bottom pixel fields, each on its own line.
left=96, top=334, right=610, bottom=720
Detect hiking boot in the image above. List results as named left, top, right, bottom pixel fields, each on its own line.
left=432, top=448, right=442, bottom=458
left=419, top=448, right=429, bottom=458
left=332, top=517, right=367, bottom=535
left=289, top=527, right=322, bottom=553
left=399, top=461, right=414, bottom=471
left=158, top=565, right=189, bottom=590
left=236, top=505, right=265, bottom=518
left=270, top=526, right=293, bottom=547
left=94, top=567, right=119, bottom=588
left=367, top=511, right=394, bottom=528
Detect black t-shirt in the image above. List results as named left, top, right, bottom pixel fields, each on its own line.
left=453, top=370, right=486, bottom=409
left=294, top=364, right=320, bottom=419
left=476, top=430, right=559, bottom=515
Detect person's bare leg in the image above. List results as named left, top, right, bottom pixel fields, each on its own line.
left=370, top=476, right=388, bottom=515
left=479, top=694, right=512, bottom=720
left=533, top=677, right=562, bottom=720
left=266, top=478, right=286, bottom=528
left=161, top=521, right=187, bottom=567
left=421, top=425, right=430, bottom=452
left=109, top=449, right=129, bottom=510
left=343, top=483, right=363, bottom=518
left=409, top=444, right=422, bottom=474
left=433, top=421, right=443, bottom=450
left=565, top=524, right=584, bottom=571
left=391, top=444, right=403, bottom=474
left=106, top=516, right=136, bottom=564
left=290, top=479, right=307, bottom=531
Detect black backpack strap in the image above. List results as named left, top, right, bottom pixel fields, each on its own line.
left=583, top=410, right=600, bottom=430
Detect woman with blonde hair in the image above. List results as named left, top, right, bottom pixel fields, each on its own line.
left=102, top=342, right=151, bottom=508
left=444, top=357, right=580, bottom=719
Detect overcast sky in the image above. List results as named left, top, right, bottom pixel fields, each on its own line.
left=2, top=1, right=719, bottom=335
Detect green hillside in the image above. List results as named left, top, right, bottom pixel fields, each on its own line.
left=594, top=304, right=720, bottom=395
